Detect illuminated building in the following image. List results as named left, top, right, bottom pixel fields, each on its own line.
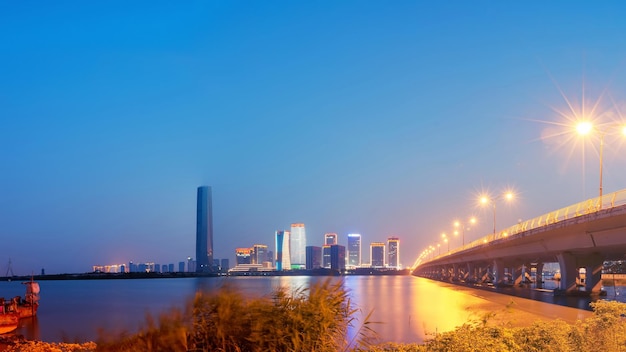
left=306, top=246, right=322, bottom=269
left=251, top=244, right=268, bottom=264
left=275, top=230, right=291, bottom=271
left=196, top=186, right=214, bottom=272
left=322, top=245, right=332, bottom=268
left=236, top=248, right=252, bottom=265
left=370, top=242, right=385, bottom=267
left=290, top=223, right=306, bottom=269
left=324, top=233, right=338, bottom=245
left=330, top=244, right=346, bottom=271
left=347, top=234, right=362, bottom=268
left=387, top=237, right=400, bottom=269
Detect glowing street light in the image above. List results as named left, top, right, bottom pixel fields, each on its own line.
left=480, top=191, right=515, bottom=237
left=453, top=217, right=477, bottom=246
left=575, top=121, right=626, bottom=209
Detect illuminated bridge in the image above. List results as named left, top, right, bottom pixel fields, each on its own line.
left=412, top=189, right=626, bottom=294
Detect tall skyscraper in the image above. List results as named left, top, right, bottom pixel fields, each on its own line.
left=330, top=244, right=346, bottom=271
left=322, top=245, right=332, bottom=268
left=196, top=186, right=214, bottom=272
left=290, top=223, right=306, bottom=269
left=324, top=233, right=338, bottom=245
left=275, top=230, right=291, bottom=271
left=347, top=233, right=362, bottom=268
left=370, top=242, right=385, bottom=267
left=388, top=237, right=400, bottom=269
left=306, top=246, right=322, bottom=270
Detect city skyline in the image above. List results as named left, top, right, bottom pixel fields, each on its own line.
left=2, top=2, right=626, bottom=274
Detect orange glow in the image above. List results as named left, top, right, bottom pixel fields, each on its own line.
left=576, top=121, right=593, bottom=135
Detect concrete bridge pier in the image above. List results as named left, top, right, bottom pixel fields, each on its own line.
left=493, top=259, right=505, bottom=286
left=557, top=252, right=604, bottom=293
left=535, top=262, right=544, bottom=289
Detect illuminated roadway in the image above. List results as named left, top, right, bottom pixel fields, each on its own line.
left=412, top=189, right=626, bottom=294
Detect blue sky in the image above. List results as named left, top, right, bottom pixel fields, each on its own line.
left=2, top=1, right=626, bottom=274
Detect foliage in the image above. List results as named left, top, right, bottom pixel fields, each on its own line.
left=95, top=278, right=376, bottom=352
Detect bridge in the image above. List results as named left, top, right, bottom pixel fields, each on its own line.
left=411, top=189, right=626, bottom=294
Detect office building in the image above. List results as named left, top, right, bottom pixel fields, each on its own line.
left=196, top=186, right=214, bottom=272
left=236, top=248, right=252, bottom=265
left=252, top=244, right=269, bottom=265
left=178, top=262, right=185, bottom=273
left=306, top=245, right=322, bottom=270
left=330, top=244, right=346, bottom=271
left=290, top=223, right=306, bottom=269
left=221, top=258, right=229, bottom=272
left=275, top=230, right=291, bottom=271
left=370, top=242, right=385, bottom=267
left=388, top=237, right=400, bottom=269
left=347, top=234, right=362, bottom=268
left=322, top=245, right=332, bottom=268
left=324, top=232, right=338, bottom=245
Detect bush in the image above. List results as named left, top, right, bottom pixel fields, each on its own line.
left=96, top=279, right=376, bottom=352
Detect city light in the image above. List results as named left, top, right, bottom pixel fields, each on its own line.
left=479, top=190, right=516, bottom=237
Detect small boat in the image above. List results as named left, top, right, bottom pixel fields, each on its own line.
left=16, top=278, right=40, bottom=318
left=0, top=300, right=19, bottom=334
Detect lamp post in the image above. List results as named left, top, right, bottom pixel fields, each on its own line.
left=453, top=217, right=477, bottom=246
left=480, top=192, right=514, bottom=237
left=576, top=121, right=626, bottom=209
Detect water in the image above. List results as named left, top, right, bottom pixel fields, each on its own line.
left=1, top=276, right=624, bottom=344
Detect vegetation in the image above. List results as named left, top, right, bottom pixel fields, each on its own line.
left=95, top=279, right=376, bottom=352
left=17, top=281, right=624, bottom=352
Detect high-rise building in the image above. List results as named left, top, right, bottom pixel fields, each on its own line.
left=370, top=242, right=385, bottom=267
left=324, top=233, right=338, bottom=245
left=196, top=186, right=214, bottom=272
left=306, top=246, right=322, bottom=270
left=388, top=237, right=400, bottom=269
left=275, top=230, right=291, bottom=271
left=251, top=244, right=268, bottom=265
left=322, top=245, right=332, bottom=268
left=347, top=234, right=362, bottom=268
left=178, top=261, right=185, bottom=273
left=330, top=244, right=346, bottom=271
left=221, top=258, right=229, bottom=272
left=290, top=223, right=306, bottom=269
left=236, top=248, right=252, bottom=265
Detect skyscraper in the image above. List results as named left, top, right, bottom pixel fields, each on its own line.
left=388, top=237, right=400, bottom=269
left=347, top=233, right=361, bottom=268
left=322, top=245, right=332, bottom=268
left=306, top=246, right=322, bottom=270
left=196, top=186, right=214, bottom=272
left=370, top=242, right=385, bottom=267
left=275, top=230, right=291, bottom=271
left=330, top=244, right=346, bottom=271
left=252, top=244, right=268, bottom=265
left=290, top=223, right=306, bottom=269
left=324, top=233, right=338, bottom=245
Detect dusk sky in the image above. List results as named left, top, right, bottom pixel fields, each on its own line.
left=2, top=2, right=626, bottom=275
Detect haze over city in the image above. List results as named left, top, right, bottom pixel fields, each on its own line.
left=2, top=1, right=626, bottom=275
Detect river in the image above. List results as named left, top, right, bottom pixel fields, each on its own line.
left=0, top=275, right=621, bottom=344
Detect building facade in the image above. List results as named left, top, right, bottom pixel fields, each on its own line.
left=290, top=223, right=306, bottom=269
left=370, top=242, right=385, bottom=267
left=387, top=237, right=400, bottom=269
left=236, top=248, right=252, bottom=265
left=324, top=232, right=338, bottom=245
left=275, top=230, right=291, bottom=271
left=322, top=245, right=332, bottom=268
left=330, top=244, right=346, bottom=271
left=196, top=186, right=214, bottom=272
left=306, top=245, right=322, bottom=270
left=347, top=234, right=362, bottom=268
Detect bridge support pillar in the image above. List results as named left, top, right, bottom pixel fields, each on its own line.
left=535, top=262, right=544, bottom=289
left=452, top=264, right=459, bottom=281
left=557, top=252, right=578, bottom=292
left=580, top=253, right=603, bottom=294
left=493, top=259, right=505, bottom=286
left=466, top=263, right=474, bottom=282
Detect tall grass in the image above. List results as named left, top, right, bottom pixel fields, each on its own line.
left=96, top=279, right=376, bottom=352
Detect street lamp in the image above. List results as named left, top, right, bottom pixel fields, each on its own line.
left=480, top=191, right=514, bottom=237
left=453, top=217, right=477, bottom=246
left=576, top=121, right=626, bottom=209
left=443, top=237, right=449, bottom=252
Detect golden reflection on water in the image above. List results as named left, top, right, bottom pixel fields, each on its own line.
left=346, top=276, right=508, bottom=344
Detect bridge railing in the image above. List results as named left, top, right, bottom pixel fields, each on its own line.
left=430, top=188, right=626, bottom=262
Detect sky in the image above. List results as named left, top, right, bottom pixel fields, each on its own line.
left=2, top=1, right=626, bottom=275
